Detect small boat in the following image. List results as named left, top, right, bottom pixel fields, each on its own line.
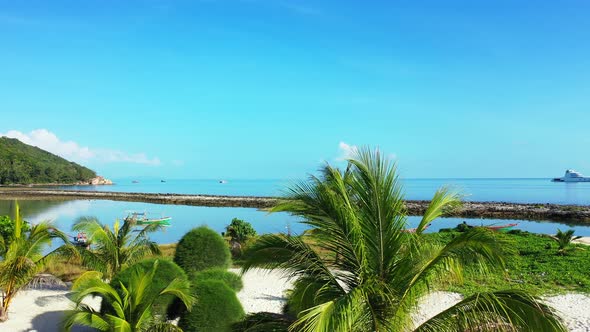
left=219, top=180, right=228, bottom=184
left=72, top=232, right=89, bottom=247
left=457, top=221, right=517, bottom=232
left=132, top=180, right=140, bottom=183
left=124, top=212, right=172, bottom=226
left=482, top=223, right=518, bottom=232
left=161, top=180, right=166, bottom=183
left=552, top=170, right=590, bottom=182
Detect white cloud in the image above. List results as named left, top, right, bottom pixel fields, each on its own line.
left=336, top=142, right=397, bottom=162
left=337, top=141, right=358, bottom=161
left=1, top=129, right=161, bottom=166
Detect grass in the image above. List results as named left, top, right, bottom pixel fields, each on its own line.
left=426, top=230, right=590, bottom=295
left=41, top=234, right=590, bottom=296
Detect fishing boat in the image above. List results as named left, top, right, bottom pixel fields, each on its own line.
left=482, top=223, right=518, bottom=232
left=71, top=232, right=89, bottom=247
left=124, top=211, right=172, bottom=226
left=552, top=169, right=590, bottom=182
left=457, top=221, right=517, bottom=232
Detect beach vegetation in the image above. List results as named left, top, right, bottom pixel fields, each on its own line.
left=241, top=147, right=566, bottom=332
left=63, top=259, right=194, bottom=331
left=174, top=226, right=231, bottom=275
left=224, top=218, right=257, bottom=258
left=429, top=230, right=590, bottom=295
left=231, top=312, right=293, bottom=332
left=0, top=137, right=96, bottom=185
left=191, top=267, right=243, bottom=291
left=0, top=214, right=30, bottom=254
left=177, top=279, right=244, bottom=332
left=0, top=201, right=73, bottom=321
left=70, top=216, right=164, bottom=280
left=550, top=229, right=583, bottom=255
left=108, top=258, right=188, bottom=317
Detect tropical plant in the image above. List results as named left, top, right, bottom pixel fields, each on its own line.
left=0, top=214, right=30, bottom=253
left=551, top=229, right=583, bottom=255
left=70, top=216, right=163, bottom=280
left=178, top=279, right=244, bottom=332
left=63, top=259, right=194, bottom=331
left=109, top=258, right=188, bottom=317
left=192, top=268, right=243, bottom=291
left=241, top=147, right=566, bottom=332
left=0, top=201, right=72, bottom=321
left=173, top=226, right=231, bottom=275
left=231, top=312, right=293, bottom=332
left=224, top=218, right=257, bottom=257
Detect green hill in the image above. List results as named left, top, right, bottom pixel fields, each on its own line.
left=0, top=137, right=97, bottom=185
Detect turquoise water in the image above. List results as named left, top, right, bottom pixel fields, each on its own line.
left=1, top=198, right=590, bottom=242
left=61, top=178, right=590, bottom=205
left=3, top=178, right=589, bottom=243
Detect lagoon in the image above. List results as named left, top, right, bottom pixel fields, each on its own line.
left=2, top=199, right=590, bottom=243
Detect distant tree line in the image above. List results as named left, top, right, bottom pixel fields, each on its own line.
left=0, top=137, right=96, bottom=185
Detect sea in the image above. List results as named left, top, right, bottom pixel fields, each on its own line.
left=1, top=178, right=590, bottom=243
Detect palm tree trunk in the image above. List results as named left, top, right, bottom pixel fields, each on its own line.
left=0, top=293, right=8, bottom=321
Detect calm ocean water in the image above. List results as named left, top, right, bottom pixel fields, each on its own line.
left=62, top=178, right=590, bottom=205
left=1, top=178, right=589, bottom=242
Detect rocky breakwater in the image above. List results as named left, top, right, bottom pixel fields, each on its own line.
left=76, top=176, right=113, bottom=185
left=0, top=188, right=589, bottom=224
left=405, top=201, right=590, bottom=223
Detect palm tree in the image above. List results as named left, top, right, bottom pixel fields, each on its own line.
left=63, top=259, right=195, bottom=331
left=551, top=229, right=582, bottom=255
left=242, top=147, right=565, bottom=332
left=71, top=217, right=164, bottom=280
left=0, top=201, right=73, bottom=321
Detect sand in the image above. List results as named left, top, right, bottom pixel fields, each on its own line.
left=1, top=269, right=589, bottom=331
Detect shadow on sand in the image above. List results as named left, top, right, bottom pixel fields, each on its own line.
left=31, top=311, right=95, bottom=332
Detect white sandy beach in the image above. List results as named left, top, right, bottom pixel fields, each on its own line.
left=1, top=268, right=589, bottom=332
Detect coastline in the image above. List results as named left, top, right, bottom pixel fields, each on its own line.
left=1, top=188, right=590, bottom=223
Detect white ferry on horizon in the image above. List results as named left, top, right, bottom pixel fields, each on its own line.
left=552, top=169, right=590, bottom=182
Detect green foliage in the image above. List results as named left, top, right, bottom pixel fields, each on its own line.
left=430, top=231, right=590, bottom=295
left=64, top=260, right=194, bottom=332
left=174, top=226, right=231, bottom=275
left=0, top=215, right=30, bottom=252
left=232, top=312, right=293, bottom=332
left=0, top=201, right=74, bottom=321
left=0, top=137, right=96, bottom=184
left=109, top=258, right=188, bottom=317
left=225, top=218, right=257, bottom=244
left=70, top=217, right=163, bottom=280
left=178, top=279, right=244, bottom=332
left=552, top=229, right=583, bottom=255
left=241, top=147, right=566, bottom=332
left=191, top=268, right=243, bottom=291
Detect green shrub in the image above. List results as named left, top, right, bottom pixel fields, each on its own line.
left=178, top=279, right=245, bottom=332
left=232, top=312, right=293, bottom=332
left=174, top=226, right=231, bottom=275
left=224, top=218, right=257, bottom=243
left=192, top=268, right=243, bottom=291
left=109, top=258, right=188, bottom=316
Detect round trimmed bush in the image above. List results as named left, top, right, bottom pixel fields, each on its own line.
left=174, top=226, right=231, bottom=275
left=109, top=258, right=188, bottom=316
left=178, top=279, right=245, bottom=332
left=192, top=268, right=243, bottom=291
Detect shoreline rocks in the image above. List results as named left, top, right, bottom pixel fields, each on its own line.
left=0, top=188, right=589, bottom=224
left=76, top=176, right=113, bottom=186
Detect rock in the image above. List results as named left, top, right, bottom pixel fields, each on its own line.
left=77, top=176, right=113, bottom=185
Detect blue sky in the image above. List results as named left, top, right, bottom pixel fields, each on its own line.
left=0, top=0, right=589, bottom=179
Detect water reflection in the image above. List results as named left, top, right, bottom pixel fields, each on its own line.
left=1, top=199, right=589, bottom=244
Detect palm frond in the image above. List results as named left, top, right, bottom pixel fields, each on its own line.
left=414, top=290, right=566, bottom=332
left=416, top=187, right=462, bottom=234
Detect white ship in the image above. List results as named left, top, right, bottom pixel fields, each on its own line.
left=552, top=169, right=590, bottom=182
